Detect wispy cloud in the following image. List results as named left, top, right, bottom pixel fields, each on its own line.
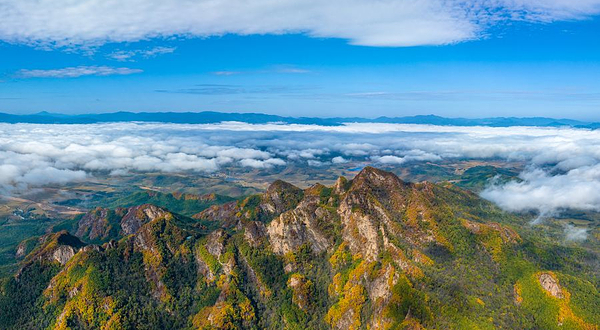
left=107, top=46, right=176, bottom=61
left=345, top=90, right=600, bottom=102
left=276, top=68, right=310, bottom=74
left=1, top=1, right=599, bottom=48
left=212, top=71, right=243, bottom=76
left=17, top=66, right=143, bottom=78
left=564, top=224, right=588, bottom=241
left=155, top=84, right=315, bottom=95
left=210, top=65, right=311, bottom=76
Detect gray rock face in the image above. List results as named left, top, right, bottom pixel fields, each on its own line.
left=205, top=229, right=227, bottom=257
left=244, top=221, right=267, bottom=247
left=267, top=195, right=332, bottom=255
left=76, top=207, right=114, bottom=240
left=336, top=167, right=408, bottom=261
left=121, top=204, right=169, bottom=235
left=76, top=204, right=173, bottom=242
left=539, top=273, right=564, bottom=299
left=194, top=201, right=239, bottom=227
left=52, top=245, right=77, bottom=265
left=196, top=256, right=215, bottom=281
left=133, top=225, right=154, bottom=253
left=260, top=180, right=304, bottom=217
left=15, top=241, right=27, bottom=258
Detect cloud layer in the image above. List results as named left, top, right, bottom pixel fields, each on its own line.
left=2, top=121, right=600, bottom=220
left=0, top=119, right=598, bottom=240
left=0, top=0, right=599, bottom=48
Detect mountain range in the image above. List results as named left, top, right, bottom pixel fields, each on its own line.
left=0, top=167, right=597, bottom=329
left=0, top=111, right=598, bottom=128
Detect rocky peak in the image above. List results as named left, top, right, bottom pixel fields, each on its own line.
left=193, top=201, right=238, bottom=227
left=336, top=167, right=453, bottom=261
left=261, top=180, right=304, bottom=216
left=76, top=207, right=119, bottom=241
left=266, top=182, right=338, bottom=256
left=121, top=204, right=172, bottom=235
left=76, top=204, right=174, bottom=242
left=23, top=231, right=86, bottom=267
left=267, top=179, right=300, bottom=194
left=194, top=180, right=304, bottom=227
left=351, top=166, right=409, bottom=193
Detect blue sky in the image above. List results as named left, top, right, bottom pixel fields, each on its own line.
left=1, top=0, right=600, bottom=119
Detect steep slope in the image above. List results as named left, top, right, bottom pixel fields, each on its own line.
left=1, top=167, right=598, bottom=329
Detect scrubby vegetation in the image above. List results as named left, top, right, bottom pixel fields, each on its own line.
left=0, top=167, right=597, bottom=329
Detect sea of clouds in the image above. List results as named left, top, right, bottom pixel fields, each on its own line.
left=1, top=122, right=600, bottom=228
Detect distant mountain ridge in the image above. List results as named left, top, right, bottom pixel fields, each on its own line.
left=0, top=111, right=596, bottom=128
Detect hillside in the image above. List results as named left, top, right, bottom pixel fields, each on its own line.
left=58, top=190, right=235, bottom=218
left=0, top=167, right=597, bottom=329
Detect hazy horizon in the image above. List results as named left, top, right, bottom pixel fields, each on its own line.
left=1, top=109, right=599, bottom=122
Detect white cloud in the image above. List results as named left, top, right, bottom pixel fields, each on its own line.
left=240, top=158, right=286, bottom=169
left=211, top=66, right=311, bottom=76
left=373, top=155, right=408, bottom=165
left=0, top=0, right=599, bottom=48
left=373, top=150, right=442, bottom=165
left=481, top=165, right=600, bottom=213
left=331, top=156, right=348, bottom=164
left=17, top=66, right=143, bottom=78
left=19, top=167, right=87, bottom=185
left=307, top=159, right=328, bottom=167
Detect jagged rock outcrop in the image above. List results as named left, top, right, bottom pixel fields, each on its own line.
left=267, top=188, right=334, bottom=255
left=338, top=167, right=438, bottom=261
left=122, top=204, right=172, bottom=235
left=243, top=221, right=267, bottom=247
left=76, top=204, right=175, bottom=242
left=51, top=245, right=77, bottom=265
left=76, top=207, right=123, bottom=240
left=260, top=180, right=304, bottom=216
left=15, top=240, right=30, bottom=259
left=333, top=175, right=350, bottom=195
left=20, top=231, right=86, bottom=269
left=463, top=219, right=521, bottom=244
left=205, top=229, right=227, bottom=258
left=194, top=180, right=304, bottom=227
left=288, top=273, right=313, bottom=311
left=194, top=201, right=238, bottom=227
